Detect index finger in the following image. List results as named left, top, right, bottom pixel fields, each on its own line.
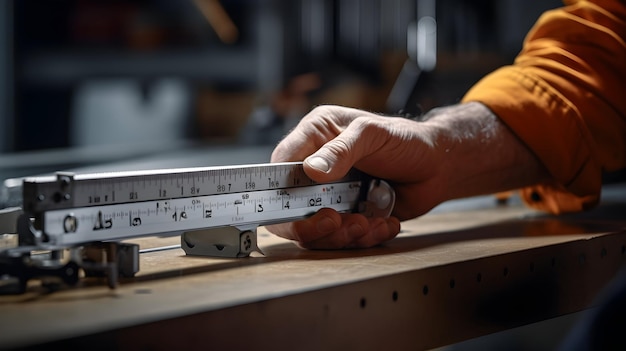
left=270, top=105, right=376, bottom=163
left=270, top=125, right=317, bottom=163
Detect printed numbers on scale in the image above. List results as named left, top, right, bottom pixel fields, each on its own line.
left=309, top=197, right=322, bottom=207
left=93, top=211, right=112, bottom=231
left=156, top=201, right=171, bottom=214
left=217, top=184, right=231, bottom=193
left=278, top=189, right=291, bottom=209
left=173, top=211, right=188, bottom=221
left=268, top=178, right=279, bottom=188
left=131, top=217, right=142, bottom=226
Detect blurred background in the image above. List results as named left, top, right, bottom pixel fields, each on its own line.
left=0, top=0, right=562, bottom=151
left=0, top=0, right=563, bottom=179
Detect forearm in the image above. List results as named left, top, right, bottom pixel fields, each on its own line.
left=421, top=102, right=550, bottom=201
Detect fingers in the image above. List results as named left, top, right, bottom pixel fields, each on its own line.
left=271, top=105, right=350, bottom=163
left=300, top=214, right=401, bottom=250
left=265, top=208, right=342, bottom=242
left=271, top=105, right=385, bottom=177
left=303, top=116, right=392, bottom=183
left=265, top=208, right=401, bottom=250
left=271, top=126, right=317, bottom=163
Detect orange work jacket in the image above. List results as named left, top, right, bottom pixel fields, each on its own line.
left=462, top=0, right=626, bottom=214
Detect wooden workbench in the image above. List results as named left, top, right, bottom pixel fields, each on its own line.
left=1, top=183, right=625, bottom=351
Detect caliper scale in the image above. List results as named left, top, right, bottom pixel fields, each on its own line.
left=1, top=162, right=395, bottom=292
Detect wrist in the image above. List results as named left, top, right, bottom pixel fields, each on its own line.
left=422, top=102, right=549, bottom=201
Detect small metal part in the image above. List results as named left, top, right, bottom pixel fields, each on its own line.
left=21, top=172, right=76, bottom=213
left=0, top=241, right=140, bottom=294
left=181, top=225, right=263, bottom=258
left=0, top=207, right=22, bottom=250
left=117, top=243, right=140, bottom=278
left=54, top=172, right=74, bottom=205
left=63, top=214, right=78, bottom=233
left=0, top=178, right=23, bottom=210
left=358, top=179, right=396, bottom=218
left=0, top=249, right=81, bottom=294
left=0, top=207, right=22, bottom=235
left=17, top=214, right=42, bottom=246
left=82, top=242, right=140, bottom=288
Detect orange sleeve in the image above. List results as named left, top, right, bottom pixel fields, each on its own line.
left=462, top=0, right=626, bottom=214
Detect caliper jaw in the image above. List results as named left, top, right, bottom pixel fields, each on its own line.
left=181, top=225, right=263, bottom=258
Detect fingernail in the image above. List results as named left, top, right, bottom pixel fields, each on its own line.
left=306, top=156, right=330, bottom=173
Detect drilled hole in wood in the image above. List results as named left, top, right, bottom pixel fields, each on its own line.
left=579, top=253, right=586, bottom=265
left=392, top=291, right=398, bottom=302
left=601, top=248, right=607, bottom=258
left=529, top=262, right=535, bottom=273
left=360, top=298, right=367, bottom=309
left=503, top=267, right=509, bottom=277
left=551, top=257, right=556, bottom=267
left=449, top=279, right=456, bottom=289
left=422, top=285, right=429, bottom=296
left=476, top=273, right=482, bottom=283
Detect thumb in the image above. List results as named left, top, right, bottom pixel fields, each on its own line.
left=303, top=119, right=376, bottom=182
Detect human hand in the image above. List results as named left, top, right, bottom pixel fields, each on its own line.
left=266, top=104, right=451, bottom=249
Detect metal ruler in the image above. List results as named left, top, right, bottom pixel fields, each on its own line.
left=0, top=162, right=395, bottom=293
left=19, top=161, right=394, bottom=251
